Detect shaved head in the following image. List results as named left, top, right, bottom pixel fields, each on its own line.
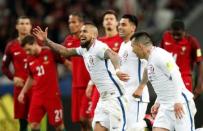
left=84, top=23, right=98, bottom=38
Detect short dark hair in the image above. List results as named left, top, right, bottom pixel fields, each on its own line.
left=171, top=20, right=185, bottom=31
left=16, top=16, right=31, bottom=24
left=21, top=35, right=36, bottom=47
left=102, top=10, right=118, bottom=21
left=122, top=14, right=138, bottom=27
left=69, top=12, right=84, bottom=22
left=130, top=31, right=153, bottom=45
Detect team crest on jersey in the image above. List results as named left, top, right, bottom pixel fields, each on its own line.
left=44, top=55, right=48, bottom=61
left=43, top=55, right=49, bottom=64
left=113, top=42, right=119, bottom=51
left=148, top=64, right=154, bottom=81
left=122, top=50, right=128, bottom=63
left=181, top=46, right=186, bottom=55
left=88, top=55, right=95, bottom=66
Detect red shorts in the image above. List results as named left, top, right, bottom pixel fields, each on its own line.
left=13, top=87, right=32, bottom=119
left=182, top=76, right=192, bottom=92
left=28, top=95, right=63, bottom=126
left=90, top=86, right=100, bottom=118
left=71, top=87, right=91, bottom=122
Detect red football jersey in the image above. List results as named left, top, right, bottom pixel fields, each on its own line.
left=2, top=39, right=28, bottom=81
left=161, top=31, right=202, bottom=91
left=63, top=35, right=90, bottom=88
left=160, top=31, right=202, bottom=76
left=99, top=34, right=123, bottom=53
left=27, top=48, right=63, bottom=98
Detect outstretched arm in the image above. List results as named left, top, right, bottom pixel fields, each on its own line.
left=33, top=26, right=78, bottom=57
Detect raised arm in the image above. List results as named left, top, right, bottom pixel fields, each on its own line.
left=33, top=26, right=78, bottom=57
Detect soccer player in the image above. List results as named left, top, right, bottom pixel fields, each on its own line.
left=118, top=14, right=149, bottom=130
left=18, top=35, right=66, bottom=131
left=63, top=12, right=92, bottom=131
left=1, top=16, right=32, bottom=131
left=86, top=9, right=123, bottom=119
left=160, top=20, right=203, bottom=96
left=132, top=32, right=196, bottom=131
left=32, top=23, right=129, bottom=131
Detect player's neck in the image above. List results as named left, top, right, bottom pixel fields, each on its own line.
left=123, top=33, right=133, bottom=43
left=105, top=29, right=118, bottom=37
left=36, top=46, right=42, bottom=55
left=146, top=46, right=154, bottom=60
left=74, top=31, right=80, bottom=38
left=18, top=33, right=29, bottom=43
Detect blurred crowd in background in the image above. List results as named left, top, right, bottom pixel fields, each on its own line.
left=0, top=0, right=202, bottom=83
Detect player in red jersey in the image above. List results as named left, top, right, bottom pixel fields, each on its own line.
left=18, top=35, right=66, bottom=131
left=63, top=12, right=92, bottom=131
left=1, top=16, right=32, bottom=131
left=160, top=20, right=203, bottom=96
left=85, top=10, right=123, bottom=119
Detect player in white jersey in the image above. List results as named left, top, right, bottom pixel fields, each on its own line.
left=131, top=32, right=196, bottom=131
left=32, top=23, right=130, bottom=131
left=118, top=14, right=149, bottom=131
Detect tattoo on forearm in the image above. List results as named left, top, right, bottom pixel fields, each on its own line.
left=44, top=38, right=69, bottom=56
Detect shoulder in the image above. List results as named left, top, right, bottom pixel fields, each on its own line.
left=151, top=47, right=172, bottom=63
left=5, top=39, right=18, bottom=49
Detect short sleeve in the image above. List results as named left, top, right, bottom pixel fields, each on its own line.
left=96, top=43, right=109, bottom=59
left=190, top=36, right=202, bottom=62
left=75, top=47, right=83, bottom=56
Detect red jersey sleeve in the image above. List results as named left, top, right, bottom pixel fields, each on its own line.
left=189, top=35, right=202, bottom=62
left=1, top=43, right=14, bottom=80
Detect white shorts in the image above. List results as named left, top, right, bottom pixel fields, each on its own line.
left=153, top=99, right=196, bottom=131
left=92, top=96, right=128, bottom=131
left=126, top=95, right=148, bottom=131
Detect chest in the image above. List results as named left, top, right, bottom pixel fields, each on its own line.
left=29, top=53, right=55, bottom=77
left=11, top=45, right=27, bottom=62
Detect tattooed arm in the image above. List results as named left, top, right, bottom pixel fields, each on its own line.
left=44, top=38, right=78, bottom=57
left=33, top=26, right=78, bottom=57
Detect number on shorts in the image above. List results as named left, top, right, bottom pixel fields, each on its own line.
left=54, top=109, right=63, bottom=122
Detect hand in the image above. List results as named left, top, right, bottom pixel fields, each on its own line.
left=13, top=77, right=24, bottom=87
left=174, top=103, right=185, bottom=119
left=86, top=81, right=94, bottom=99
left=132, top=87, right=143, bottom=99
left=18, top=92, right=25, bottom=104
left=193, top=85, right=203, bottom=99
left=33, top=26, right=48, bottom=42
left=64, top=59, right=72, bottom=72
left=151, top=103, right=160, bottom=118
left=116, top=70, right=130, bottom=82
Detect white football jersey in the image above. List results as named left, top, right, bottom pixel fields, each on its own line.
left=76, top=40, right=125, bottom=100
left=119, top=41, right=149, bottom=102
left=147, top=47, right=193, bottom=104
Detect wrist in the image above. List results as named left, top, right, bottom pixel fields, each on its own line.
left=88, top=80, right=94, bottom=86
